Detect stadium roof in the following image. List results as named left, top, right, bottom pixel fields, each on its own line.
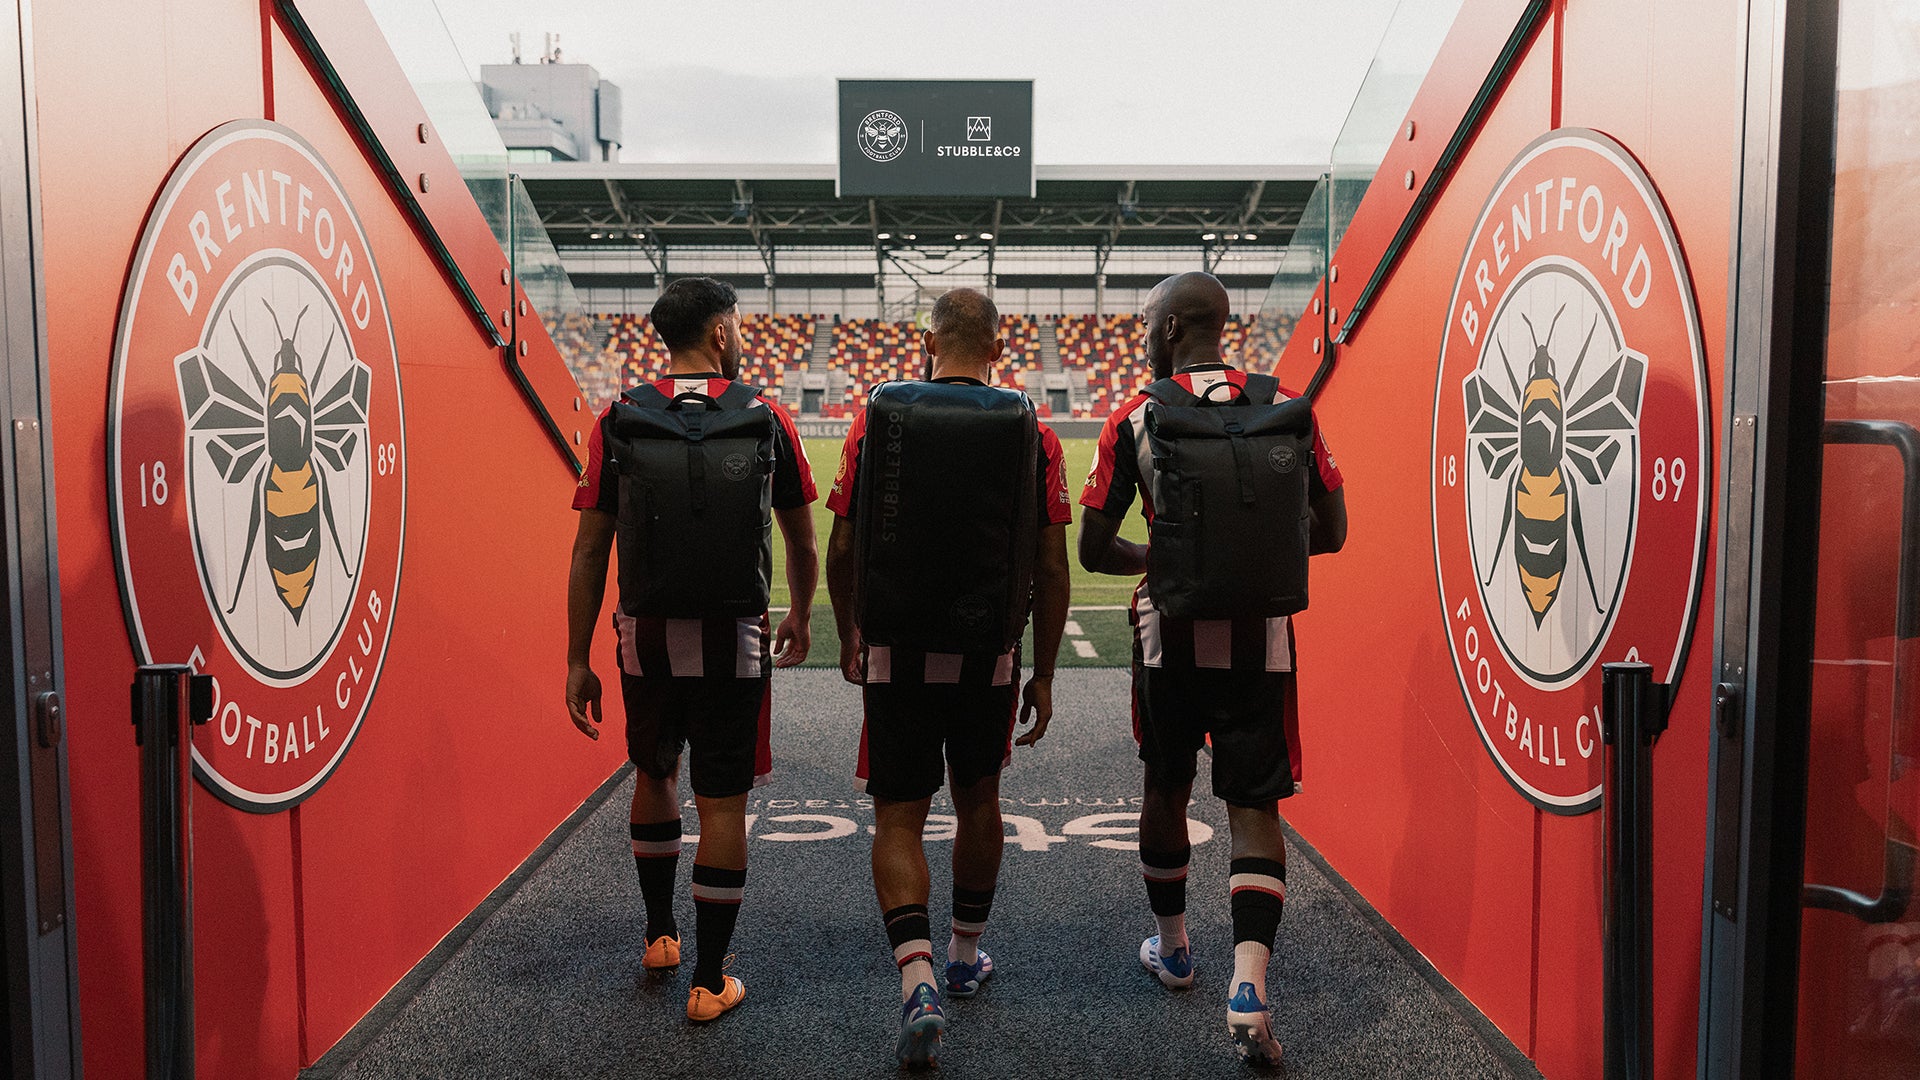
left=516, top=162, right=1322, bottom=273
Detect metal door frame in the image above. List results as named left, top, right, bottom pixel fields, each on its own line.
left=0, top=0, right=79, bottom=1075
left=1697, top=0, right=1842, bottom=1073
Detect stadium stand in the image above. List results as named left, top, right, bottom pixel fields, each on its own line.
left=590, top=312, right=815, bottom=408
left=569, top=310, right=1270, bottom=419
left=1057, top=314, right=1147, bottom=416
left=829, top=319, right=921, bottom=415
left=998, top=314, right=1040, bottom=382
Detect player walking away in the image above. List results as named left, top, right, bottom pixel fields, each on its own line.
left=824, top=287, right=1072, bottom=1068
left=1079, top=271, right=1347, bottom=1067
left=564, top=277, right=819, bottom=1024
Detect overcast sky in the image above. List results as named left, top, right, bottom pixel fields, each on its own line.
left=430, top=0, right=1404, bottom=165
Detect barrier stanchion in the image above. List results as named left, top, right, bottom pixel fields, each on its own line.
left=1601, top=661, right=1665, bottom=1080
left=133, top=664, right=212, bottom=1080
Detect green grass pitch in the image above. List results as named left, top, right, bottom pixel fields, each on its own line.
left=768, top=436, right=1142, bottom=668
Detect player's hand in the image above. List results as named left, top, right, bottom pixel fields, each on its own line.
left=566, top=662, right=603, bottom=740
left=1016, top=674, right=1053, bottom=747
left=839, top=627, right=866, bottom=685
left=773, top=609, right=811, bottom=668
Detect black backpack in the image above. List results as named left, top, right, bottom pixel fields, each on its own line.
left=1143, top=373, right=1314, bottom=619
left=606, top=380, right=776, bottom=619
left=854, top=381, right=1040, bottom=654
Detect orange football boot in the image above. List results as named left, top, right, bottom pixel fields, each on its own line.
left=642, top=935, right=681, bottom=970
left=686, top=975, right=745, bottom=1022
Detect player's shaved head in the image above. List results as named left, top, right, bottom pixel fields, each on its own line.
left=1143, top=271, right=1232, bottom=379
left=929, top=287, right=1000, bottom=361
left=1151, top=271, right=1231, bottom=339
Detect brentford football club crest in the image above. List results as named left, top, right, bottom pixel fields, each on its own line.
left=1430, top=129, right=1708, bottom=815
left=857, top=109, right=909, bottom=163
left=109, top=120, right=406, bottom=813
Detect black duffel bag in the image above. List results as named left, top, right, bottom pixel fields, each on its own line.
left=854, top=380, right=1039, bottom=654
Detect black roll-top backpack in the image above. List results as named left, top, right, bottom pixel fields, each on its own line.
left=1143, top=373, right=1315, bottom=619
left=606, top=380, right=776, bottom=619
left=853, top=380, right=1040, bottom=655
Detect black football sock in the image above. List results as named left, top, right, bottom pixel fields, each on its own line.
left=884, top=903, right=935, bottom=1000
left=1229, top=856, right=1287, bottom=999
left=1142, top=843, right=1192, bottom=949
left=629, top=819, right=681, bottom=942
left=690, top=863, right=746, bottom=994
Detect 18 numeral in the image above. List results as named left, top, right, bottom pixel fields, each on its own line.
left=138, top=461, right=168, bottom=507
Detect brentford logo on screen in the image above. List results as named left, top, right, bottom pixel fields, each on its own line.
left=858, top=109, right=909, bottom=162
left=1430, top=129, right=1708, bottom=815
left=109, top=120, right=406, bottom=813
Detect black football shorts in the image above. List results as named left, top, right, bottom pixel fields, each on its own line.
left=1133, top=664, right=1300, bottom=806
left=619, top=672, right=771, bottom=799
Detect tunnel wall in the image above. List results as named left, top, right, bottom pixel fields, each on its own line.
left=30, top=0, right=1759, bottom=1075
left=33, top=0, right=627, bottom=1074
left=1272, top=2, right=1739, bottom=1077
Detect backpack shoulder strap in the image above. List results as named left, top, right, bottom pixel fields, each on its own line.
left=1239, top=373, right=1282, bottom=405
left=714, top=380, right=763, bottom=410
left=622, top=381, right=675, bottom=409
left=1142, top=377, right=1200, bottom=406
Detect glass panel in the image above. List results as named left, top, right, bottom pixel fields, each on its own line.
left=1797, top=2, right=1920, bottom=1076
left=362, top=0, right=514, bottom=252
left=1247, top=176, right=1329, bottom=376
left=362, top=0, right=613, bottom=407
left=509, top=178, right=620, bottom=412
left=1248, top=0, right=1464, bottom=381
left=1327, top=0, right=1469, bottom=254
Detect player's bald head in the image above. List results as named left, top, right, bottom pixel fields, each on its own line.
left=929, top=287, right=1000, bottom=362
left=1147, top=272, right=1231, bottom=337
left=1143, top=272, right=1232, bottom=377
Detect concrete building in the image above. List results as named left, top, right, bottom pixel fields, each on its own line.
left=478, top=36, right=622, bottom=163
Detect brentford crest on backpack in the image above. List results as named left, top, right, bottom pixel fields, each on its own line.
left=109, top=120, right=407, bottom=813
left=1430, top=129, right=1709, bottom=814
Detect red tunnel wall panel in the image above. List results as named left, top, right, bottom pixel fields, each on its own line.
left=35, top=0, right=627, bottom=1074
left=34, top=3, right=305, bottom=1077
left=1286, top=21, right=1559, bottom=1055
left=1283, top=2, right=1739, bottom=1077
left=1535, top=2, right=1736, bottom=1077
left=262, top=24, right=629, bottom=1056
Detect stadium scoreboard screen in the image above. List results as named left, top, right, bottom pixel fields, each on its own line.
left=837, top=80, right=1034, bottom=198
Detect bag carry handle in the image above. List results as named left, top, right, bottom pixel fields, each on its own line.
left=1199, top=380, right=1242, bottom=404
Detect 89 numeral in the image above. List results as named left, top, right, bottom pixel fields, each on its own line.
left=376, top=442, right=397, bottom=476
left=1651, top=457, right=1687, bottom=501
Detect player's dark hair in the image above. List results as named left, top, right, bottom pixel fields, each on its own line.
left=929, top=287, right=999, bottom=361
left=650, top=277, right=738, bottom=352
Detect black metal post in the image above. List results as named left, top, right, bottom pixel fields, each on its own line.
left=133, top=665, right=211, bottom=1080
left=1602, top=661, right=1666, bottom=1080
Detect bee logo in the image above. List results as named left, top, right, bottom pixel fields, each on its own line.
left=176, top=300, right=370, bottom=624
left=110, top=120, right=406, bottom=812
left=857, top=109, right=909, bottom=163
left=1462, top=303, right=1645, bottom=627
left=1431, top=129, right=1710, bottom=815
